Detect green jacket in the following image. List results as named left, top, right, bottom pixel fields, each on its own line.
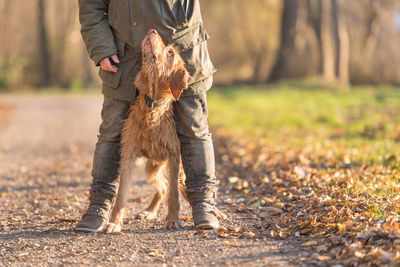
left=78, top=0, right=216, bottom=101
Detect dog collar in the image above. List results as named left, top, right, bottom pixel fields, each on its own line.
left=144, top=94, right=168, bottom=110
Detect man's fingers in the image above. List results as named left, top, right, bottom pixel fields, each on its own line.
left=100, top=57, right=118, bottom=73
left=111, top=55, right=120, bottom=64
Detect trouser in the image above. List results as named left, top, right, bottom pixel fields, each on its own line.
left=90, top=92, right=216, bottom=196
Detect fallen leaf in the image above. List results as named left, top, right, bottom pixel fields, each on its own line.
left=228, top=177, right=239, bottom=184
left=182, top=216, right=192, bottom=221
left=148, top=251, right=157, bottom=257
left=223, top=241, right=240, bottom=246
left=357, top=231, right=375, bottom=241
left=301, top=240, right=317, bottom=247
left=218, top=226, right=228, bottom=232
left=236, top=198, right=245, bottom=203
left=249, top=200, right=262, bottom=208
left=316, top=255, right=331, bottom=261
left=337, top=223, right=346, bottom=234
left=316, top=245, right=328, bottom=253
left=228, top=226, right=242, bottom=233
left=194, top=230, right=205, bottom=235
left=263, top=207, right=283, bottom=215
left=186, top=232, right=194, bottom=238
left=355, top=251, right=366, bottom=258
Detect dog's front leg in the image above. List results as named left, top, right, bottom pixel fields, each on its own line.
left=104, top=154, right=136, bottom=233
left=166, top=155, right=183, bottom=229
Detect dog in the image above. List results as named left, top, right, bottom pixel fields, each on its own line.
left=104, top=29, right=189, bottom=233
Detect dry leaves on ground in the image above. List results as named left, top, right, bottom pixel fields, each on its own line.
left=212, top=130, right=400, bottom=266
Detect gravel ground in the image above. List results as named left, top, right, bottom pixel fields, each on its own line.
left=0, top=95, right=314, bottom=266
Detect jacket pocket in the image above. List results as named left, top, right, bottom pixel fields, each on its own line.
left=182, top=41, right=217, bottom=84
left=171, top=23, right=216, bottom=84
left=99, top=68, right=123, bottom=89
left=170, top=23, right=209, bottom=52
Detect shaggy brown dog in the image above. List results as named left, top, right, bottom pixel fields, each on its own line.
left=104, top=29, right=189, bottom=233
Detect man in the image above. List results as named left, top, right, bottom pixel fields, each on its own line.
left=75, top=0, right=219, bottom=232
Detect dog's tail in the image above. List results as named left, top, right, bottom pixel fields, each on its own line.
left=178, top=162, right=189, bottom=202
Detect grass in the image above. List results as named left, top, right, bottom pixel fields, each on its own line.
left=207, top=80, right=400, bottom=220
left=208, top=81, right=400, bottom=140
left=207, top=81, right=400, bottom=264
left=208, top=81, right=400, bottom=159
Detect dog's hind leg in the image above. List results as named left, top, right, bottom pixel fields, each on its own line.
left=178, top=159, right=189, bottom=202
left=104, top=153, right=136, bottom=233
left=166, top=155, right=183, bottom=229
left=136, top=160, right=167, bottom=220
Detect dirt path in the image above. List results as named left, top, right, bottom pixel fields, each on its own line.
left=0, top=95, right=313, bottom=266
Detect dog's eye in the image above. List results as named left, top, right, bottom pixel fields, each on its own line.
left=168, top=49, right=174, bottom=57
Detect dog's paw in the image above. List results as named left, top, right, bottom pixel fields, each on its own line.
left=166, top=220, right=183, bottom=230
left=136, top=210, right=157, bottom=220
left=103, top=223, right=122, bottom=234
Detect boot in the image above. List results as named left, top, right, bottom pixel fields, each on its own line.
left=187, top=190, right=219, bottom=230
left=75, top=190, right=114, bottom=232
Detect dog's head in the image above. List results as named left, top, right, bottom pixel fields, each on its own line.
left=135, top=29, right=189, bottom=100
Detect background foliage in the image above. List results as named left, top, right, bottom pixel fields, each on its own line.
left=1, top=0, right=400, bottom=90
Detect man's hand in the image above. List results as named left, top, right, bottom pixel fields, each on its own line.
left=100, top=55, right=120, bottom=73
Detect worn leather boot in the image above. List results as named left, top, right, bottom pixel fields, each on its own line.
left=187, top=190, right=219, bottom=230
left=75, top=190, right=114, bottom=232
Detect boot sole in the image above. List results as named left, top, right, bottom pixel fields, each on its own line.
left=75, top=226, right=103, bottom=233
left=195, top=222, right=219, bottom=230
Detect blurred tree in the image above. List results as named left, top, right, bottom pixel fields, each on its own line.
left=37, top=0, right=50, bottom=87
left=269, top=0, right=299, bottom=80
left=269, top=0, right=320, bottom=80
left=203, top=0, right=281, bottom=84
left=46, top=1, right=88, bottom=87
left=271, top=0, right=350, bottom=85
left=364, top=0, right=380, bottom=57
left=0, top=1, right=11, bottom=43
left=320, top=0, right=350, bottom=85
left=337, top=0, right=349, bottom=85
left=1, top=0, right=400, bottom=89
left=230, top=0, right=273, bottom=82
left=320, top=0, right=336, bottom=82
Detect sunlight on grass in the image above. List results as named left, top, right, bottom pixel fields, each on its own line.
left=208, top=81, right=400, bottom=218
left=208, top=83, right=400, bottom=140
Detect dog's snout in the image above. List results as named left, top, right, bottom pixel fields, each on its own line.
left=149, top=29, right=158, bottom=36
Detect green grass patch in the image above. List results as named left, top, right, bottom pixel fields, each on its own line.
left=208, top=82, right=400, bottom=141
left=208, top=81, right=400, bottom=211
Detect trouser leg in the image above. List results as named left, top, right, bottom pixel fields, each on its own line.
left=76, top=95, right=130, bottom=232
left=173, top=92, right=219, bottom=229
left=90, top=96, right=131, bottom=195
left=173, top=92, right=216, bottom=191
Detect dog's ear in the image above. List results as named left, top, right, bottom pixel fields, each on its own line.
left=134, top=70, right=149, bottom=95
left=170, top=65, right=188, bottom=100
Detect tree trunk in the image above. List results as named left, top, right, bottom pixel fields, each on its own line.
left=269, top=0, right=299, bottom=80
left=320, top=0, right=336, bottom=82
left=337, top=0, right=349, bottom=85
left=306, top=0, right=321, bottom=40
left=0, top=1, right=12, bottom=44
left=37, top=0, right=50, bottom=87
left=364, top=0, right=380, bottom=57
